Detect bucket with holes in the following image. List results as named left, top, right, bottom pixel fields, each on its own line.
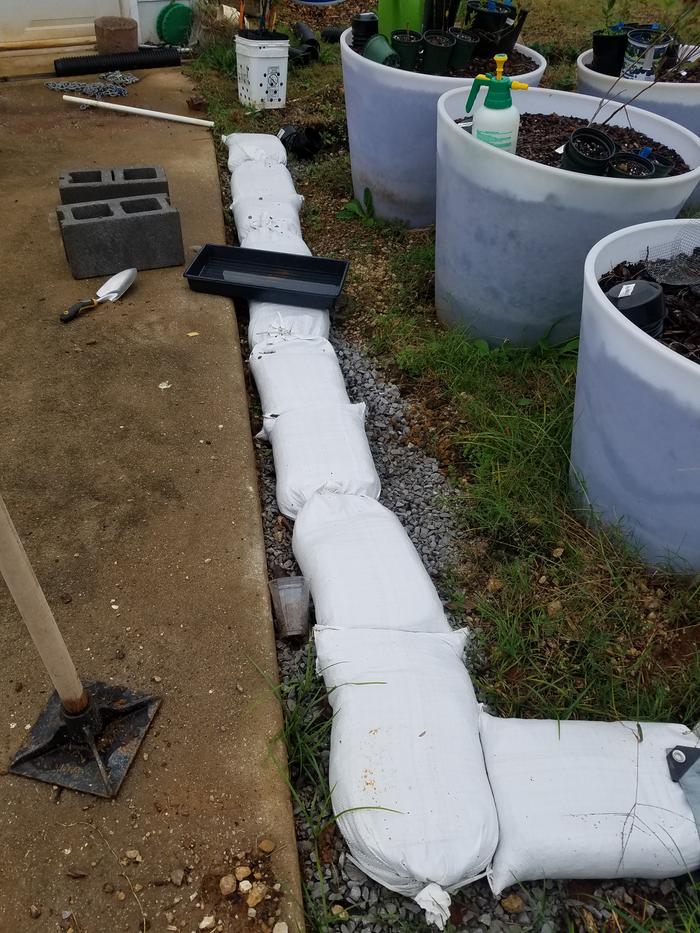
left=235, top=32, right=290, bottom=109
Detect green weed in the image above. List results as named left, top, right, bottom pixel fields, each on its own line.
left=337, top=187, right=376, bottom=224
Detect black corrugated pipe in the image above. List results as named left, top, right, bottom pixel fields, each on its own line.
left=54, top=47, right=181, bottom=77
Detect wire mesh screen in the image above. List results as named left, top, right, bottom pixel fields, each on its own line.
left=643, top=228, right=700, bottom=286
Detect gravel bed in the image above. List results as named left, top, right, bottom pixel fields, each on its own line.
left=250, top=324, right=677, bottom=932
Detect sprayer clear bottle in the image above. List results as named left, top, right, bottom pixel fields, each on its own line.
left=465, top=54, right=528, bottom=154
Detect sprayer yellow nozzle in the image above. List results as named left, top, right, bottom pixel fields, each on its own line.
left=512, top=81, right=529, bottom=90
left=493, top=53, right=507, bottom=80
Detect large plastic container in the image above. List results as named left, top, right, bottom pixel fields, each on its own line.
left=571, top=218, right=700, bottom=569
left=435, top=86, right=700, bottom=346
left=341, top=28, right=546, bottom=227
left=236, top=32, right=290, bottom=109
left=576, top=47, right=700, bottom=136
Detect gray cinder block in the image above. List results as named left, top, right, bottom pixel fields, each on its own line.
left=58, top=165, right=169, bottom=204
left=57, top=194, right=185, bottom=279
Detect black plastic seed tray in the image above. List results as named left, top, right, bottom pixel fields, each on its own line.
left=183, top=244, right=349, bottom=310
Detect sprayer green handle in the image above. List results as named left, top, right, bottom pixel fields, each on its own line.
left=466, top=76, right=490, bottom=114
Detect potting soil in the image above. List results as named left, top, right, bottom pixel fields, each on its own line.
left=363, top=44, right=537, bottom=78
left=450, top=47, right=537, bottom=79
left=516, top=113, right=690, bottom=175
left=599, top=257, right=700, bottom=364
left=659, top=59, right=700, bottom=83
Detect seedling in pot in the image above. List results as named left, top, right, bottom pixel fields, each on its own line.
left=608, top=151, right=655, bottom=178
left=391, top=27, right=423, bottom=70
left=591, top=0, right=628, bottom=75
left=422, top=29, right=456, bottom=74
left=559, top=126, right=616, bottom=175
left=448, top=26, right=479, bottom=70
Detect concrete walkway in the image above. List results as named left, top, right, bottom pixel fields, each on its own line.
left=0, top=68, right=302, bottom=931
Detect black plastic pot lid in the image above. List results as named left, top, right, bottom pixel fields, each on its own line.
left=606, top=279, right=666, bottom=334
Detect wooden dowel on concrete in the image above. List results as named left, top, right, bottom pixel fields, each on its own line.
left=0, top=493, right=87, bottom=713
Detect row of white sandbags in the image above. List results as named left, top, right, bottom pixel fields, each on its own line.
left=223, top=134, right=481, bottom=923
left=224, top=135, right=373, bottom=516
left=223, top=132, right=329, bottom=348
left=222, top=133, right=700, bottom=923
left=316, top=624, right=700, bottom=910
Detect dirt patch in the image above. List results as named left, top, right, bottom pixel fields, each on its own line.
left=515, top=112, right=690, bottom=173
left=598, top=257, right=700, bottom=364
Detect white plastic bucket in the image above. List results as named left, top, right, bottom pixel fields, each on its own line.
left=235, top=34, right=290, bottom=109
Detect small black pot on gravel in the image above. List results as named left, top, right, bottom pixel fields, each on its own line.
left=559, top=127, right=616, bottom=175
left=591, top=29, right=629, bottom=76
left=448, top=27, right=479, bottom=69
left=607, top=152, right=655, bottom=179
left=421, top=30, right=456, bottom=74
left=352, top=12, right=379, bottom=53
left=391, top=29, right=422, bottom=70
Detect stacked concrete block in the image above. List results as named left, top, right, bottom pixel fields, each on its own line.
left=56, top=165, right=183, bottom=279
left=58, top=165, right=169, bottom=204
left=57, top=195, right=184, bottom=279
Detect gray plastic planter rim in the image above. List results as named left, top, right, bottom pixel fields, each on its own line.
left=340, top=27, right=547, bottom=87
left=585, top=218, right=700, bottom=379
left=577, top=47, right=700, bottom=100
left=438, top=85, right=700, bottom=189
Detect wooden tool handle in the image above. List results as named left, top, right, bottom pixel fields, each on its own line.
left=0, top=493, right=86, bottom=712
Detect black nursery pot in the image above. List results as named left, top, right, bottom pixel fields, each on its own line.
left=391, top=30, right=422, bottom=70
left=293, top=22, right=320, bottom=49
left=591, top=29, right=629, bottom=76
left=559, top=127, right=616, bottom=175
left=421, top=30, right=456, bottom=74
left=448, top=27, right=479, bottom=69
left=467, top=0, right=510, bottom=34
left=650, top=152, right=674, bottom=178
left=606, top=280, right=666, bottom=337
left=607, top=152, right=655, bottom=179
left=352, top=12, right=379, bottom=52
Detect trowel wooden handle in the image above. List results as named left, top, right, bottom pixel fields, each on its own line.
left=0, top=492, right=86, bottom=713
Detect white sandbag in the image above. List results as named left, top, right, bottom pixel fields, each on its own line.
left=231, top=161, right=302, bottom=207
left=232, top=200, right=303, bottom=243
left=222, top=132, right=287, bottom=171
left=480, top=712, right=700, bottom=895
left=248, top=338, right=349, bottom=423
left=241, top=226, right=311, bottom=256
left=264, top=404, right=380, bottom=518
left=315, top=627, right=499, bottom=928
left=248, top=302, right=329, bottom=348
left=293, top=491, right=451, bottom=632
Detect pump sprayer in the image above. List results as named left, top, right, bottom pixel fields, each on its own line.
left=465, top=54, right=528, bottom=154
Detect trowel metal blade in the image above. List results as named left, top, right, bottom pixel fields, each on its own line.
left=96, top=267, right=137, bottom=303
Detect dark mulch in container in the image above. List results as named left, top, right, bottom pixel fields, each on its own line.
left=599, top=257, right=700, bottom=364
left=516, top=113, right=690, bottom=175
left=659, top=58, right=700, bottom=83
left=450, top=48, right=537, bottom=78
